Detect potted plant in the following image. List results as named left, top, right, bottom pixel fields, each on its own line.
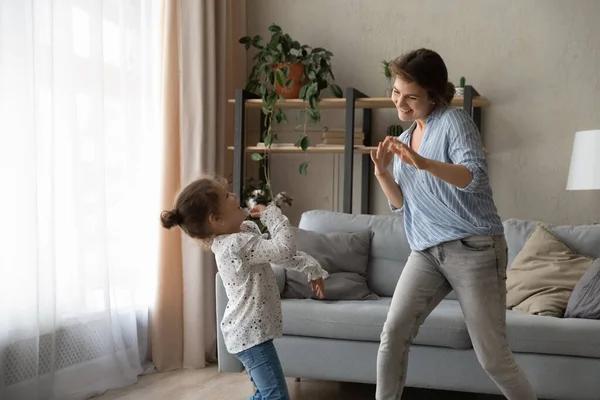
left=455, top=76, right=466, bottom=97
left=381, top=59, right=393, bottom=96
left=386, top=124, right=404, bottom=137
left=239, top=24, right=343, bottom=198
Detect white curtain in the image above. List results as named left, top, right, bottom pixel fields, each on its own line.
left=0, top=1, right=162, bottom=399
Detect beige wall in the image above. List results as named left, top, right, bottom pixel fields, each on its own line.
left=243, top=0, right=600, bottom=226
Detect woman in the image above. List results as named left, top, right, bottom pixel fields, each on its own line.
left=372, top=48, right=537, bottom=400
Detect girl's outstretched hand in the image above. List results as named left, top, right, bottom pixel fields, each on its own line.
left=249, top=204, right=267, bottom=218
left=311, top=278, right=325, bottom=299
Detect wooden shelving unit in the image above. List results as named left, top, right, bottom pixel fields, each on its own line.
left=229, top=86, right=489, bottom=214
left=227, top=96, right=490, bottom=110
left=226, top=145, right=376, bottom=153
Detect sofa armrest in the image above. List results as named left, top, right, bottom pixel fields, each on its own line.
left=215, top=272, right=243, bottom=373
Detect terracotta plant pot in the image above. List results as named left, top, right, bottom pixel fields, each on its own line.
left=274, top=62, right=307, bottom=99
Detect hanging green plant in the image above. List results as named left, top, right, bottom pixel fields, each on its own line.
left=381, top=59, right=393, bottom=96
left=239, top=24, right=343, bottom=197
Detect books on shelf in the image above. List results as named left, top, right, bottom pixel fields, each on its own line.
left=255, top=142, right=296, bottom=147
left=321, top=129, right=364, bottom=145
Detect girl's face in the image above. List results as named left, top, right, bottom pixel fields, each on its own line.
left=211, top=187, right=247, bottom=234
left=391, top=76, right=435, bottom=122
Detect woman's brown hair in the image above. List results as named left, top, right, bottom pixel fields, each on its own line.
left=389, top=48, right=455, bottom=106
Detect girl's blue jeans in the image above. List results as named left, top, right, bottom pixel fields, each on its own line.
left=235, top=339, right=290, bottom=400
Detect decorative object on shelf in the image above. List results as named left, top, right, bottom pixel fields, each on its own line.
left=381, top=59, right=393, bottom=96
left=455, top=76, right=466, bottom=97
left=566, top=129, right=600, bottom=193
left=386, top=124, right=404, bottom=137
left=238, top=23, right=343, bottom=195
left=242, top=178, right=294, bottom=234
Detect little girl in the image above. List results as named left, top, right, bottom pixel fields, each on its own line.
left=160, top=176, right=328, bottom=400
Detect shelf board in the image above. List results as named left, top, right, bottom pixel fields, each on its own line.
left=226, top=145, right=375, bottom=154
left=227, top=96, right=490, bottom=109
left=228, top=145, right=489, bottom=155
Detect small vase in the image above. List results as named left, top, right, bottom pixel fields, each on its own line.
left=454, top=87, right=465, bottom=97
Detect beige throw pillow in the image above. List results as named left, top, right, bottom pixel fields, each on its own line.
left=506, top=225, right=594, bottom=317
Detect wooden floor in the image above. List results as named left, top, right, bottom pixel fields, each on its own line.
left=90, top=364, right=507, bottom=400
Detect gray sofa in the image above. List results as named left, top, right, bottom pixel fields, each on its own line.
left=216, top=210, right=600, bottom=400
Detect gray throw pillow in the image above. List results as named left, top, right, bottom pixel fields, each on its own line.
left=281, top=228, right=379, bottom=301
left=565, top=258, right=600, bottom=319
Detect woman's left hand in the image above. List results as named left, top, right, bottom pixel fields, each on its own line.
left=388, top=141, right=431, bottom=170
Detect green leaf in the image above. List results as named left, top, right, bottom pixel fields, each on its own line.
left=300, top=136, right=309, bottom=151
left=308, top=108, right=320, bottom=121
left=299, top=161, right=309, bottom=175
left=308, top=95, right=318, bottom=110
left=299, top=83, right=309, bottom=99
left=274, top=111, right=283, bottom=124
left=251, top=153, right=264, bottom=161
left=274, top=109, right=287, bottom=124
left=264, top=132, right=275, bottom=146
left=330, top=84, right=343, bottom=98
left=267, top=92, right=278, bottom=109
left=278, top=110, right=288, bottom=124
left=268, top=32, right=281, bottom=49
left=307, top=82, right=318, bottom=98
left=285, top=78, right=293, bottom=88
left=261, top=106, right=271, bottom=115
left=268, top=24, right=282, bottom=33
left=239, top=36, right=251, bottom=44
left=308, top=71, right=317, bottom=80
left=275, top=69, right=286, bottom=87
left=259, top=83, right=267, bottom=98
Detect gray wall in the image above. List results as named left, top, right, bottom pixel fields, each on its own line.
left=245, top=0, right=600, bottom=226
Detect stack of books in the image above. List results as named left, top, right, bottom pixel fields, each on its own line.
left=319, top=128, right=364, bottom=145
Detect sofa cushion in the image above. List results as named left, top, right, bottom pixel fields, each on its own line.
left=506, top=309, right=600, bottom=358
left=565, top=258, right=600, bottom=319
left=298, top=210, right=411, bottom=297
left=281, top=298, right=472, bottom=349
left=506, top=225, right=594, bottom=317
left=504, top=218, right=600, bottom=268
left=282, top=228, right=378, bottom=301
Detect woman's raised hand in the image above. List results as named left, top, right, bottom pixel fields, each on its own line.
left=370, top=136, right=396, bottom=175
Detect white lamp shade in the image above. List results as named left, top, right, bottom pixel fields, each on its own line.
left=566, top=129, right=600, bottom=190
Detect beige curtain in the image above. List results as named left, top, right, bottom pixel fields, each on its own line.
left=153, top=0, right=247, bottom=372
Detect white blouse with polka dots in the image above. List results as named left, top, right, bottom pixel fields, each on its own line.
left=212, top=205, right=328, bottom=354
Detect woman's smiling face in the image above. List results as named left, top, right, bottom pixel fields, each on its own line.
left=391, top=76, right=435, bottom=122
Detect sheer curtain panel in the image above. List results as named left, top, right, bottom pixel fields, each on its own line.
left=0, top=1, right=162, bottom=399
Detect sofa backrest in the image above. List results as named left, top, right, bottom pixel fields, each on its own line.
left=298, top=210, right=410, bottom=297
left=299, top=211, right=600, bottom=297
left=503, top=218, right=600, bottom=267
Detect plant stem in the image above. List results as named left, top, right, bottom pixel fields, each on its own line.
left=263, top=117, right=274, bottom=201
left=303, top=105, right=309, bottom=163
